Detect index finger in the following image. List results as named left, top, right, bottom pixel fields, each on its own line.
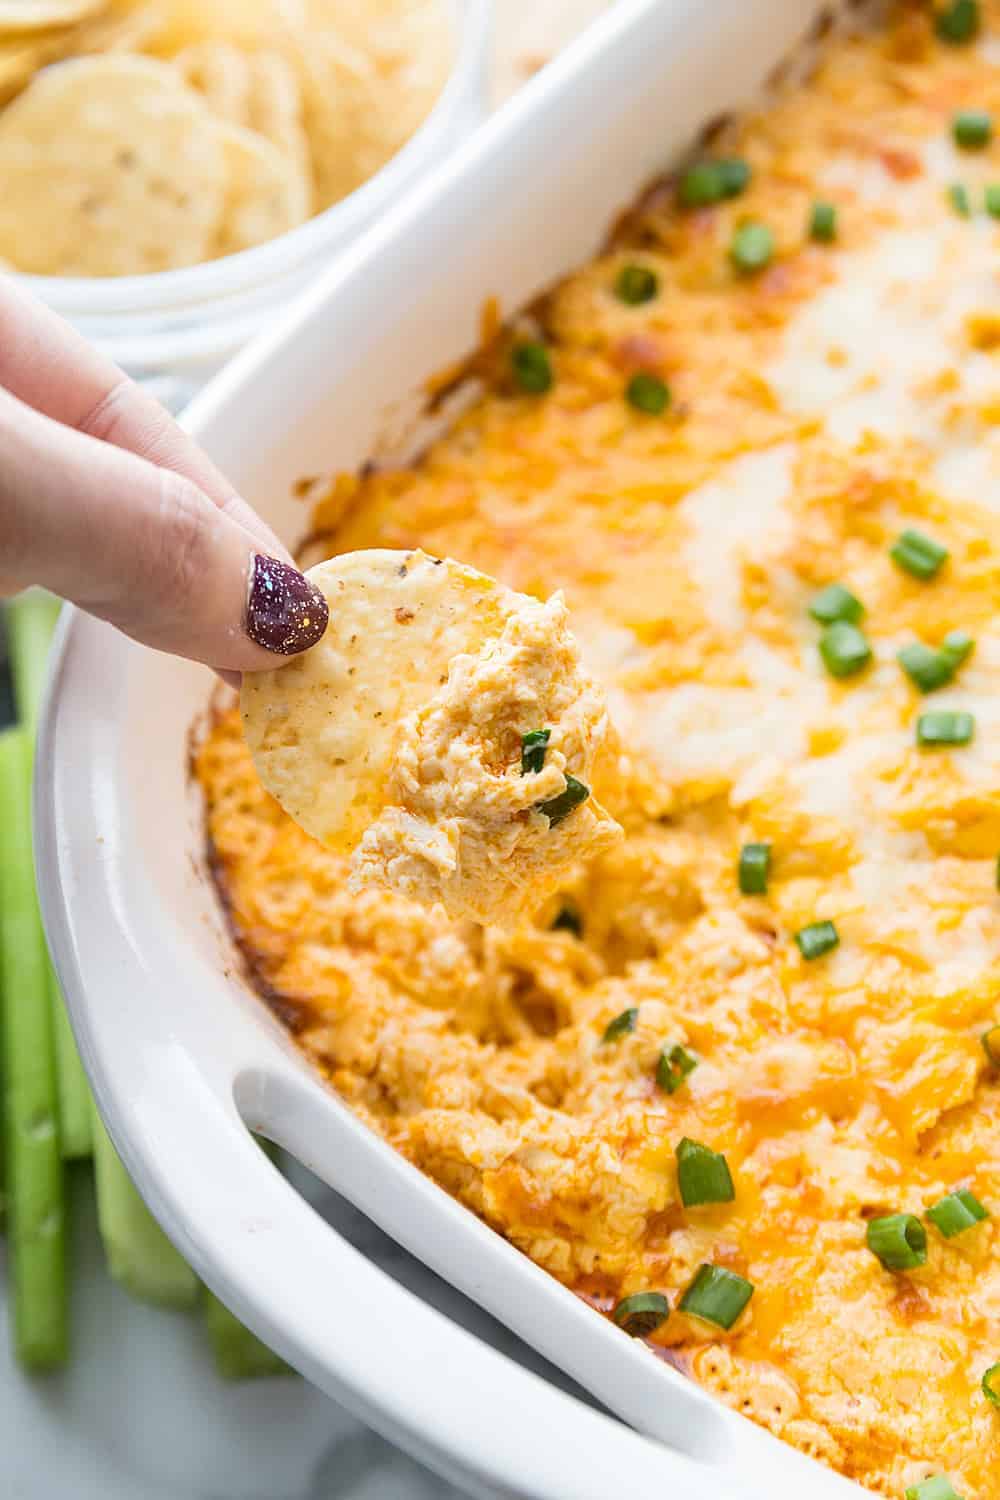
left=0, top=275, right=290, bottom=561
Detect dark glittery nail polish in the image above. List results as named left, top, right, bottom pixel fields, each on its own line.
left=245, top=555, right=329, bottom=655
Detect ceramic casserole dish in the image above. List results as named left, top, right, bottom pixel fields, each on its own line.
left=36, top=0, right=962, bottom=1495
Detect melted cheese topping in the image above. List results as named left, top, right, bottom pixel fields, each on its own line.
left=197, top=8, right=1000, bottom=1495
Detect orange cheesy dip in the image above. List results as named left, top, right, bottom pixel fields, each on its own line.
left=196, top=4, right=1000, bottom=1495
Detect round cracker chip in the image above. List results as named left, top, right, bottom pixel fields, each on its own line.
left=0, top=0, right=106, bottom=32
left=175, top=39, right=251, bottom=124
left=0, top=57, right=226, bottom=273
left=241, top=550, right=515, bottom=853
left=213, top=119, right=309, bottom=257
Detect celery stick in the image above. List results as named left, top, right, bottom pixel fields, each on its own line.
left=6, top=591, right=93, bottom=1159
left=91, top=1104, right=198, bottom=1308
left=48, top=961, right=91, bottom=1159
left=203, top=1289, right=292, bottom=1381
left=0, top=727, right=68, bottom=1368
left=6, top=590, right=60, bottom=741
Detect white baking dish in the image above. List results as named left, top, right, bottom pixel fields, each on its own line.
left=36, top=2, right=868, bottom=1496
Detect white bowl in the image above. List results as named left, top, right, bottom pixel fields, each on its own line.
left=11, top=0, right=489, bottom=381
left=37, top=2, right=865, bottom=1496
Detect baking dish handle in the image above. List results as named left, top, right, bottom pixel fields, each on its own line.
left=106, top=1089, right=773, bottom=1500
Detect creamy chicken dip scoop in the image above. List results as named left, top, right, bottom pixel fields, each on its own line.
left=241, top=549, right=622, bottom=924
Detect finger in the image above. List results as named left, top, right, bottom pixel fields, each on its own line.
left=0, top=389, right=327, bottom=673
left=0, top=276, right=287, bottom=560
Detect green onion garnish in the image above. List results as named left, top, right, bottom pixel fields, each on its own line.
left=891, top=528, right=949, bottom=580
left=819, top=621, right=871, bottom=679
left=809, top=583, right=864, bottom=625
left=511, top=341, right=553, bottom=394
left=953, top=109, right=993, bottom=150
left=983, top=1363, right=1000, bottom=1408
left=898, top=642, right=954, bottom=694
left=935, top=0, right=979, bottom=43
left=521, top=728, right=550, bottom=775
left=809, top=200, right=837, bottom=242
left=537, top=775, right=589, bottom=826
left=717, top=158, right=751, bottom=197
left=676, top=1138, right=735, bottom=1207
left=615, top=263, right=658, bottom=305
left=905, top=1479, right=964, bottom=1500
left=983, top=1023, right=1000, bottom=1066
left=941, top=629, right=974, bottom=669
left=551, top=903, right=582, bottom=937
left=612, top=1290, right=670, bottom=1337
left=679, top=162, right=726, bottom=207
left=679, top=158, right=750, bottom=207
left=866, top=1212, right=928, bottom=1271
left=986, top=183, right=1000, bottom=217
left=795, top=921, right=839, bottom=960
left=679, top=1264, right=754, bottom=1329
left=738, top=842, right=771, bottom=895
left=626, top=372, right=670, bottom=415
left=916, top=711, right=975, bottom=747
left=657, top=1042, right=698, bottom=1095
left=949, top=182, right=972, bottom=217
left=602, top=1007, right=638, bottom=1044
left=926, top=1188, right=989, bottom=1238
left=730, top=222, right=774, bottom=274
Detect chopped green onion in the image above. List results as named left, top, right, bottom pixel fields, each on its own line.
left=948, top=182, right=972, bottom=217
left=679, top=158, right=751, bottom=208
left=537, top=774, right=590, bottom=826
left=795, top=921, right=839, bottom=960
left=935, top=0, right=979, bottom=43
left=511, top=341, right=553, bottom=394
left=809, top=200, right=838, bottom=242
left=717, top=158, right=751, bottom=197
left=612, top=1290, right=670, bottom=1337
left=891, top=528, right=949, bottom=580
left=551, top=903, right=582, bottom=937
left=916, top=711, right=975, bottom=747
left=521, top=728, right=550, bottom=775
left=983, top=1363, right=1000, bottom=1408
left=983, top=1023, right=1000, bottom=1066
left=615, top=263, right=658, bottom=305
left=905, top=1479, right=964, bottom=1500
left=602, top=1007, right=638, bottom=1044
left=626, top=372, right=670, bottom=415
left=819, top=621, right=871, bottom=679
left=657, top=1042, right=698, bottom=1095
left=986, top=183, right=1000, bottom=217
left=730, top=222, right=774, bottom=274
left=941, top=629, right=974, bottom=669
left=738, top=842, right=771, bottom=895
left=676, top=1138, right=735, bottom=1208
left=866, top=1212, right=927, bottom=1271
left=926, top=1188, right=989, bottom=1238
left=679, top=162, right=726, bottom=207
left=680, top=1264, right=754, bottom=1329
left=809, top=582, right=864, bottom=625
left=953, top=109, right=993, bottom=150
left=898, top=642, right=954, bottom=694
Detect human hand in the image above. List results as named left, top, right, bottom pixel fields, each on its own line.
left=0, top=278, right=328, bottom=676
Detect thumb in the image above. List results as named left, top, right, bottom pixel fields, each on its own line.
left=0, top=389, right=328, bottom=672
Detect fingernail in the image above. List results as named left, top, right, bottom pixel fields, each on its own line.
left=245, top=555, right=328, bottom=655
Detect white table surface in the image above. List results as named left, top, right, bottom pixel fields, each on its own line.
left=4, top=6, right=614, bottom=1496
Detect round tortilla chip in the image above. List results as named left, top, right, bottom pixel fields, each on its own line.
left=0, top=57, right=226, bottom=273
left=174, top=39, right=250, bottom=123
left=241, top=550, right=516, bottom=854
left=0, top=0, right=106, bottom=31
left=213, top=119, right=310, bottom=256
